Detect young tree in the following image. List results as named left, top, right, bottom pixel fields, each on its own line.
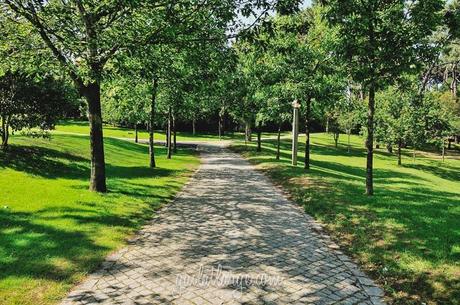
left=103, top=76, right=149, bottom=143
left=375, top=85, right=413, bottom=165
left=251, top=6, right=344, bottom=168
left=229, top=43, right=260, bottom=144
left=337, top=92, right=362, bottom=153
left=324, top=0, right=444, bottom=195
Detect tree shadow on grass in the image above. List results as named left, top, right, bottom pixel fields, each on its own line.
left=402, top=162, right=460, bottom=181
left=0, top=137, right=189, bottom=182
left=231, top=141, right=460, bottom=304
left=107, top=165, right=178, bottom=180
left=0, top=209, right=109, bottom=282
left=0, top=136, right=196, bottom=304
left=0, top=145, right=90, bottom=180
left=0, top=179, right=190, bottom=301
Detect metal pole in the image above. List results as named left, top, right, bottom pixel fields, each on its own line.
left=292, top=100, right=300, bottom=166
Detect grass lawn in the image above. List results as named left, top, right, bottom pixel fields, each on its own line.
left=55, top=120, right=244, bottom=142
left=231, top=133, right=460, bottom=305
left=0, top=134, right=200, bottom=305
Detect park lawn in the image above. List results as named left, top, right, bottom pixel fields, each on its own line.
left=231, top=133, right=460, bottom=305
left=55, top=119, right=244, bottom=142
left=0, top=134, right=200, bottom=305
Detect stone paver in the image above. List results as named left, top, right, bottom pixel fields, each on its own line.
left=61, top=144, right=385, bottom=305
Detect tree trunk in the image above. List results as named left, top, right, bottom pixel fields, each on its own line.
left=218, top=107, right=225, bottom=139
left=173, top=112, right=177, bottom=153
left=442, top=139, right=445, bottom=162
left=334, top=132, right=339, bottom=148
left=413, top=147, right=416, bottom=162
left=325, top=117, right=329, bottom=133
left=276, top=124, right=281, bottom=160
left=192, top=118, right=196, bottom=135
left=256, top=128, right=261, bottom=152
left=85, top=82, right=107, bottom=193
left=305, top=98, right=311, bottom=169
left=386, top=143, right=393, bottom=153
left=167, top=106, right=172, bottom=159
left=218, top=114, right=222, bottom=140
left=245, top=121, right=252, bottom=142
left=398, top=139, right=402, bottom=166
left=221, top=111, right=225, bottom=137
left=452, top=63, right=458, bottom=101
left=149, top=77, right=157, bottom=168
left=1, top=115, right=9, bottom=150
left=134, top=123, right=138, bottom=143
left=347, top=130, right=351, bottom=153
left=365, top=82, right=375, bottom=196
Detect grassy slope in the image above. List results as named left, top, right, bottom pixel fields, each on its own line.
left=0, top=134, right=199, bottom=305
left=231, top=133, right=460, bottom=305
left=55, top=120, right=244, bottom=142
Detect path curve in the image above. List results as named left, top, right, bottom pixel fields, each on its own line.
left=62, top=143, right=385, bottom=305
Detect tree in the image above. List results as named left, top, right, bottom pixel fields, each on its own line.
left=2, top=0, right=276, bottom=191
left=256, top=89, right=292, bottom=160
left=0, top=71, right=73, bottom=149
left=250, top=6, right=343, bottom=168
left=324, top=0, right=444, bottom=195
left=103, top=75, right=149, bottom=143
left=230, top=42, right=260, bottom=144
left=375, top=85, right=413, bottom=165
left=2, top=0, right=143, bottom=191
left=337, top=86, right=362, bottom=153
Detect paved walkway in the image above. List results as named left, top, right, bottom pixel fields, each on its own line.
left=62, top=144, right=385, bottom=305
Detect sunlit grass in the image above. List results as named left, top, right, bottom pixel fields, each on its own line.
left=54, top=119, right=244, bottom=142
left=0, top=134, right=200, bottom=305
left=231, top=132, right=460, bottom=305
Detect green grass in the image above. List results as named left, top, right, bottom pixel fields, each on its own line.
left=55, top=120, right=244, bottom=142
left=0, top=134, right=200, bottom=305
left=231, top=133, right=460, bottom=305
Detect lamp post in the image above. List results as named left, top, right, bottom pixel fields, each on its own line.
left=292, top=99, right=301, bottom=166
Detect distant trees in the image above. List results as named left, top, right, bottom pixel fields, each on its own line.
left=336, top=92, right=362, bottom=153
left=1, top=0, right=458, bottom=197
left=103, top=75, right=149, bottom=143
left=230, top=6, right=346, bottom=164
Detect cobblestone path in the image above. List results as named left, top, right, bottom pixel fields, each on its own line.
left=61, top=144, right=385, bottom=305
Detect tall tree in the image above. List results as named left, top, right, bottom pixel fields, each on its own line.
left=324, top=0, right=444, bottom=195
left=2, top=0, right=278, bottom=191
left=2, top=1, right=143, bottom=191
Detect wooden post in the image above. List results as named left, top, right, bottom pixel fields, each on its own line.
left=292, top=100, right=300, bottom=166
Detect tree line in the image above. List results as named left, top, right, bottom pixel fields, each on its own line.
left=227, top=0, right=459, bottom=195
left=0, top=0, right=459, bottom=196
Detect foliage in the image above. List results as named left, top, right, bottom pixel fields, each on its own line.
left=0, top=71, right=75, bottom=148
left=102, top=75, right=149, bottom=127
left=323, top=0, right=445, bottom=194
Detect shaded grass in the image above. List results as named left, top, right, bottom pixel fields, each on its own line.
left=231, top=133, right=460, bottom=305
left=0, top=134, right=200, bottom=305
left=55, top=119, right=244, bottom=142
